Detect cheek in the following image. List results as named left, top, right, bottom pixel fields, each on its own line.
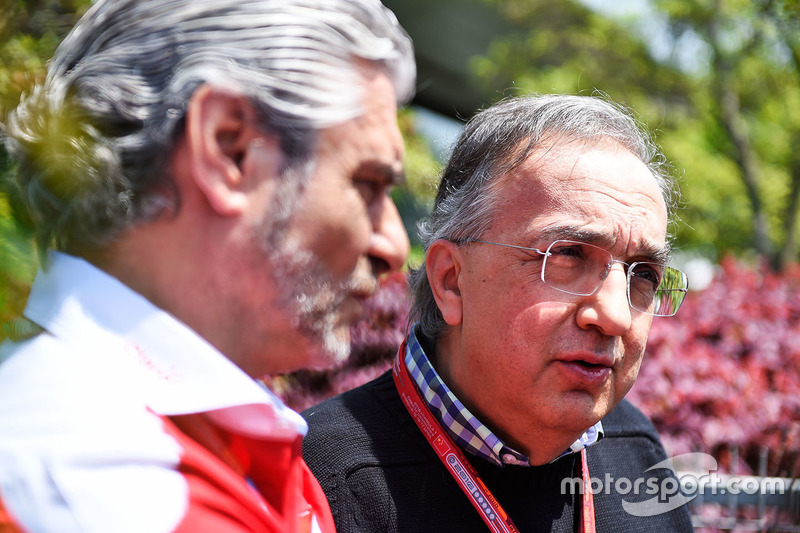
left=618, top=351, right=644, bottom=396
left=616, top=326, right=650, bottom=394
left=478, top=300, right=572, bottom=376
left=290, top=188, right=372, bottom=274
left=507, top=299, right=574, bottom=348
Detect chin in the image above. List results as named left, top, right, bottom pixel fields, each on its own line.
left=305, top=328, right=351, bottom=370
left=590, top=393, right=620, bottom=423
left=560, top=391, right=612, bottom=430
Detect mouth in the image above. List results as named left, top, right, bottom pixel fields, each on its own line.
left=559, top=351, right=615, bottom=367
left=556, top=354, right=614, bottom=385
left=571, top=360, right=610, bottom=370
left=347, top=274, right=379, bottom=301
left=334, top=293, right=365, bottom=325
left=339, top=280, right=378, bottom=323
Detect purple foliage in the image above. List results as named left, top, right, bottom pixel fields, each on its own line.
left=627, top=256, right=800, bottom=477
left=346, top=271, right=409, bottom=368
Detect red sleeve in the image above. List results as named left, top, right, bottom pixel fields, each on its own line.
left=0, top=497, right=24, bottom=533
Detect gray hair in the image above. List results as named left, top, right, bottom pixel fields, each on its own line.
left=409, top=94, right=678, bottom=341
left=3, top=0, right=415, bottom=254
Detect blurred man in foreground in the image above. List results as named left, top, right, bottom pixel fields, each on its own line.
left=0, top=0, right=414, bottom=531
left=303, top=94, right=693, bottom=531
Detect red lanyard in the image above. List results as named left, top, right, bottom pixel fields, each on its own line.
left=392, top=343, right=597, bottom=533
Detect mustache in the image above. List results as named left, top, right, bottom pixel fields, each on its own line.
left=345, top=272, right=379, bottom=299
left=292, top=261, right=378, bottom=314
left=295, top=272, right=378, bottom=319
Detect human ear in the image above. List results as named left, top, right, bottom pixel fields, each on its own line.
left=184, top=84, right=277, bottom=216
left=426, top=239, right=464, bottom=326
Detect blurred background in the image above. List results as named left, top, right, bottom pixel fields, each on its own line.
left=1, top=0, right=799, bottom=530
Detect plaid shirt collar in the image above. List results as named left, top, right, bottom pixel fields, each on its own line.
left=405, top=325, right=603, bottom=467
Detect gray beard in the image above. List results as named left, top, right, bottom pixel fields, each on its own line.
left=256, top=161, right=375, bottom=368
left=273, top=243, right=351, bottom=366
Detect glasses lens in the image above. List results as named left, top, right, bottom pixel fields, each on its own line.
left=542, top=240, right=689, bottom=317
left=542, top=240, right=613, bottom=295
left=629, top=264, right=688, bottom=317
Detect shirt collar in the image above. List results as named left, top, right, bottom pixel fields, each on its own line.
left=405, top=325, right=603, bottom=467
left=22, top=251, right=307, bottom=440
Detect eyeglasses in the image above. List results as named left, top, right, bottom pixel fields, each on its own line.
left=470, top=239, right=688, bottom=317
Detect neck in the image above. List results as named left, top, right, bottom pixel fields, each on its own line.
left=99, top=218, right=217, bottom=326
left=98, top=211, right=258, bottom=367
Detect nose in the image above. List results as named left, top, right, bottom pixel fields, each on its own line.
left=575, top=264, right=632, bottom=336
left=368, top=193, right=410, bottom=276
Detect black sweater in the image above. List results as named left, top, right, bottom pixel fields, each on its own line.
left=302, top=370, right=693, bottom=532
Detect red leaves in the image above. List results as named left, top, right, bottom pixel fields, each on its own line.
left=627, top=255, right=800, bottom=476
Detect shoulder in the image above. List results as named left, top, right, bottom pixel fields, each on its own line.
left=0, top=334, right=163, bottom=441
left=600, top=398, right=662, bottom=441
left=302, top=371, right=451, bottom=533
left=302, top=370, right=428, bottom=469
left=590, top=398, right=668, bottom=468
left=302, top=370, right=395, bottom=432
left=587, top=399, right=694, bottom=531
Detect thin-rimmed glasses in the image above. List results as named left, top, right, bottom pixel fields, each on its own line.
left=470, top=239, right=688, bottom=317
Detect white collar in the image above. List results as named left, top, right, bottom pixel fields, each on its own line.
left=23, top=251, right=306, bottom=439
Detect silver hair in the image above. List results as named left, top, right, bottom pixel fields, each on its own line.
left=409, top=94, right=678, bottom=341
left=3, top=0, right=415, bottom=254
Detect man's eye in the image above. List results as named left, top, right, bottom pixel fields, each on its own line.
left=354, top=179, right=382, bottom=204
left=631, top=264, right=663, bottom=287
left=549, top=244, right=585, bottom=259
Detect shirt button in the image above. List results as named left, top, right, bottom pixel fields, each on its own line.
left=502, top=453, right=518, bottom=464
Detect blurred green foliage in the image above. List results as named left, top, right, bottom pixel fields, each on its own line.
left=0, top=0, right=93, bottom=340
left=474, top=0, right=800, bottom=270
left=394, top=109, right=440, bottom=252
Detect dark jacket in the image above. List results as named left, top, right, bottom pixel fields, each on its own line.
left=302, top=370, right=693, bottom=532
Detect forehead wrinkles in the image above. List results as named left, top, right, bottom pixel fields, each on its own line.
left=570, top=176, right=666, bottom=221
left=516, top=140, right=664, bottom=209
left=491, top=141, right=668, bottom=254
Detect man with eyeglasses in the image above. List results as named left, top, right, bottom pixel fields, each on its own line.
left=302, top=94, right=693, bottom=532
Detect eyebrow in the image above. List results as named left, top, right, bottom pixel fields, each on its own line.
left=531, top=225, right=672, bottom=264
left=357, top=160, right=406, bottom=187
